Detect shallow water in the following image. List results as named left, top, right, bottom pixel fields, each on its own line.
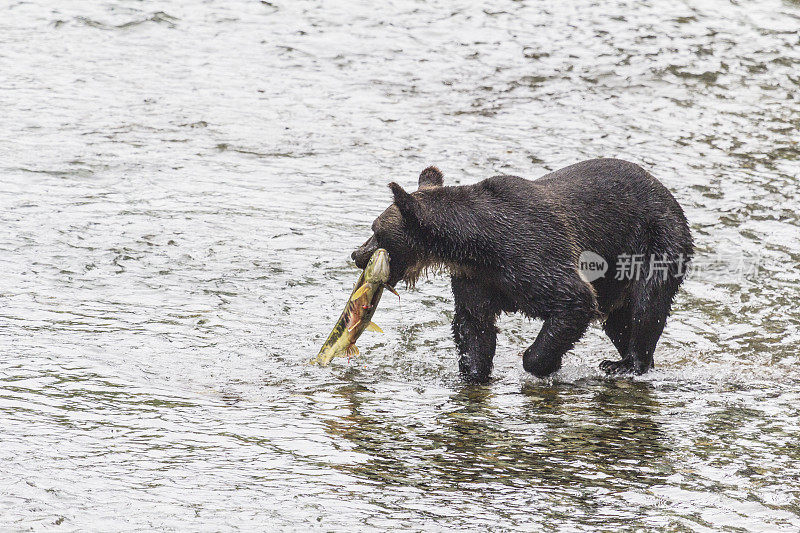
left=2, top=0, right=799, bottom=530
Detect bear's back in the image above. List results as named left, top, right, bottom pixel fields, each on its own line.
left=531, top=158, right=685, bottom=222
left=473, top=158, right=690, bottom=268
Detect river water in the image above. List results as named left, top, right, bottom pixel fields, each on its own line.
left=1, top=0, right=799, bottom=530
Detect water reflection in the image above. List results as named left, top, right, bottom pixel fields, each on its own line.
left=315, top=381, right=683, bottom=527
left=324, top=383, right=662, bottom=486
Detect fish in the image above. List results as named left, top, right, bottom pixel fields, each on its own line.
left=310, top=248, right=398, bottom=366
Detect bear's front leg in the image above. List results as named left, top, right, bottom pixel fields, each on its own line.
left=451, top=277, right=499, bottom=383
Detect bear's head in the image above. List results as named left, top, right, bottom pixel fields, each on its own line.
left=351, top=166, right=444, bottom=287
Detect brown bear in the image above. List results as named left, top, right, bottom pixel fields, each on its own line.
left=351, top=158, right=693, bottom=382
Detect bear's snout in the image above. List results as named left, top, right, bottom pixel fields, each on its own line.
left=352, top=235, right=378, bottom=270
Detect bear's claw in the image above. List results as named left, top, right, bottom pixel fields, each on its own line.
left=600, top=358, right=644, bottom=375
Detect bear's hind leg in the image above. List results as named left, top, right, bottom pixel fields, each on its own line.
left=602, top=304, right=632, bottom=356
left=600, top=278, right=676, bottom=375
left=599, top=304, right=639, bottom=374
left=522, top=313, right=593, bottom=378
left=522, top=283, right=596, bottom=378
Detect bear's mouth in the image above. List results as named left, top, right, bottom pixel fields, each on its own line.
left=351, top=235, right=378, bottom=270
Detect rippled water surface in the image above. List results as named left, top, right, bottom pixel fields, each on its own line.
left=2, top=0, right=800, bottom=530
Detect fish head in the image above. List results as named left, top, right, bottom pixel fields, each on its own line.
left=363, top=248, right=391, bottom=285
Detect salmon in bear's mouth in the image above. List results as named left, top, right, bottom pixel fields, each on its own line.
left=312, top=249, right=398, bottom=366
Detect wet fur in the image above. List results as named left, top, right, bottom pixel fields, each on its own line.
left=402, top=255, right=474, bottom=288
left=352, top=159, right=693, bottom=382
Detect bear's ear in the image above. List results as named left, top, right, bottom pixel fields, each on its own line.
left=418, top=166, right=443, bottom=189
left=389, top=182, right=418, bottom=220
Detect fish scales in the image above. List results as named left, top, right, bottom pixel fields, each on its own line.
left=311, top=249, right=395, bottom=366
